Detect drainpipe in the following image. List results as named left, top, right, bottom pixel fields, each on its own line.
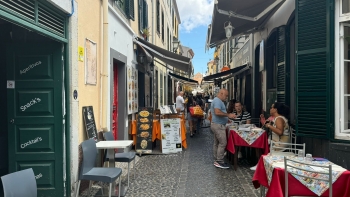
left=151, top=0, right=154, bottom=44
left=101, top=0, right=108, bottom=131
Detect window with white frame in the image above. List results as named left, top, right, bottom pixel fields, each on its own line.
left=336, top=0, right=350, bottom=139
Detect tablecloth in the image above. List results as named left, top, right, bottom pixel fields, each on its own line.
left=131, top=119, right=187, bottom=148
left=252, top=156, right=350, bottom=197
left=226, top=129, right=269, bottom=155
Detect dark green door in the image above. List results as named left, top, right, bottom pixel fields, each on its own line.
left=7, top=42, right=64, bottom=196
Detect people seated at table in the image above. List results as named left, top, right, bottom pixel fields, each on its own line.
left=230, top=101, right=252, bottom=159
left=250, top=102, right=290, bottom=171
left=230, top=101, right=252, bottom=125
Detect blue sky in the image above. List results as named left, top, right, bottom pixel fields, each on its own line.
left=177, top=0, right=215, bottom=75
left=180, top=26, right=214, bottom=75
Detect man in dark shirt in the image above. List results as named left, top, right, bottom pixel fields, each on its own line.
left=230, top=101, right=251, bottom=124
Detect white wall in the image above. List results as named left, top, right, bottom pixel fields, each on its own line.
left=108, top=6, right=135, bottom=139
left=253, top=0, right=295, bottom=47
left=66, top=1, right=79, bottom=196
left=47, top=0, right=72, bottom=13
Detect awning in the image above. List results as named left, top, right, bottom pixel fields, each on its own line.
left=169, top=72, right=198, bottom=85
left=207, top=0, right=285, bottom=48
left=203, top=64, right=251, bottom=81
left=133, top=36, right=192, bottom=75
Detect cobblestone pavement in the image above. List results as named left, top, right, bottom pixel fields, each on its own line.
left=80, top=120, right=261, bottom=197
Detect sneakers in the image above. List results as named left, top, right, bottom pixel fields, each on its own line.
left=238, top=151, right=242, bottom=159
left=214, top=161, right=230, bottom=169
left=250, top=165, right=257, bottom=171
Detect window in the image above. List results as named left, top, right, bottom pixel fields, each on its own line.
left=116, top=0, right=135, bottom=20
left=172, top=9, right=174, bottom=29
left=342, top=0, right=350, bottom=15
left=164, top=75, right=166, bottom=104
left=156, top=0, right=160, bottom=33
left=167, top=27, right=170, bottom=50
left=138, top=0, right=148, bottom=33
left=162, top=10, right=164, bottom=42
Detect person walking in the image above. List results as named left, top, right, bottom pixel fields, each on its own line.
left=175, top=91, right=185, bottom=114
left=210, top=89, right=235, bottom=169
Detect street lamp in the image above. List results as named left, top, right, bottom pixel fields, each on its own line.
left=172, top=38, right=180, bottom=52
left=224, top=21, right=233, bottom=39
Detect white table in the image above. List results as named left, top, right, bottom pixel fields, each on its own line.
left=95, top=140, right=133, bottom=197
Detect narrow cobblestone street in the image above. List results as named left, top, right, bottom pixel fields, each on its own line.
left=125, top=121, right=260, bottom=197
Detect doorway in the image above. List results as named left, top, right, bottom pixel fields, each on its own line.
left=0, top=19, right=64, bottom=196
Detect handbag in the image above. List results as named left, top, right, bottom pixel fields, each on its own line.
left=189, top=105, right=204, bottom=118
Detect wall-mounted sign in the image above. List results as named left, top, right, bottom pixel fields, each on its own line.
left=127, top=66, right=139, bottom=114
left=82, top=106, right=98, bottom=142
left=78, top=46, right=84, bottom=62
left=7, top=80, right=15, bottom=89
left=233, top=39, right=250, bottom=68
left=259, top=40, right=265, bottom=71
left=85, top=39, right=97, bottom=85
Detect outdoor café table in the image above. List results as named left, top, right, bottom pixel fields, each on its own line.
left=226, top=127, right=269, bottom=170
left=95, top=140, right=133, bottom=197
left=252, top=155, right=350, bottom=197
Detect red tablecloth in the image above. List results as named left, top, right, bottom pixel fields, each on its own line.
left=226, top=130, right=269, bottom=155
left=252, top=156, right=350, bottom=197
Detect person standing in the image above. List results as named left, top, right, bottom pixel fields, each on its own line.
left=175, top=91, right=185, bottom=114
left=210, top=89, right=235, bottom=169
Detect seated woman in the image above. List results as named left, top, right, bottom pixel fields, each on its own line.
left=265, top=102, right=290, bottom=147
left=250, top=102, right=290, bottom=171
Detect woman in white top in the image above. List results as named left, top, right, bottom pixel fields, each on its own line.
left=264, top=102, right=290, bottom=147
left=250, top=102, right=290, bottom=171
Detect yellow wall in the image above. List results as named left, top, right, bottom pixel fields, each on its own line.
left=77, top=0, right=102, bottom=143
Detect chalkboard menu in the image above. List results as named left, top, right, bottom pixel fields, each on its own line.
left=82, top=106, right=98, bottom=142
left=136, top=107, right=154, bottom=153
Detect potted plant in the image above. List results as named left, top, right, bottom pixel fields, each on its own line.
left=141, top=27, right=150, bottom=40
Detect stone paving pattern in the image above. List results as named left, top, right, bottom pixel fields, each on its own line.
left=81, top=120, right=261, bottom=197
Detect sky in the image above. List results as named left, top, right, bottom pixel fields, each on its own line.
left=177, top=0, right=215, bottom=76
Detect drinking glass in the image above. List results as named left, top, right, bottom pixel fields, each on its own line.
left=298, top=150, right=304, bottom=158
left=306, top=154, right=313, bottom=162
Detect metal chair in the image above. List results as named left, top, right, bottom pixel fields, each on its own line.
left=104, top=131, right=136, bottom=188
left=270, top=141, right=305, bottom=157
left=284, top=157, right=333, bottom=197
left=76, top=139, right=122, bottom=197
left=1, top=168, right=37, bottom=197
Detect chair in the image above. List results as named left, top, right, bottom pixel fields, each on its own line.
left=270, top=141, right=305, bottom=157
left=1, top=168, right=37, bottom=197
left=104, top=131, right=136, bottom=188
left=284, top=157, right=333, bottom=197
left=76, top=139, right=122, bottom=197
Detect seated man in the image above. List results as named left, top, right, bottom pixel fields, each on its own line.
left=230, top=101, right=251, bottom=125
left=229, top=101, right=251, bottom=159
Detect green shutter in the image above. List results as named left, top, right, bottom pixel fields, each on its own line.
left=138, top=0, right=143, bottom=32
left=295, top=0, right=334, bottom=138
left=277, top=26, right=286, bottom=104
left=143, top=0, right=148, bottom=28
left=126, top=0, right=135, bottom=21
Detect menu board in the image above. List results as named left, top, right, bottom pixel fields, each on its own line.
left=160, top=118, right=182, bottom=154
left=136, top=107, right=154, bottom=153
left=127, top=66, right=138, bottom=114
left=159, top=105, right=177, bottom=114
left=82, top=106, right=98, bottom=142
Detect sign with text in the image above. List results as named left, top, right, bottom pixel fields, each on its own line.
left=160, top=118, right=182, bottom=154
left=82, top=106, right=98, bottom=142
left=233, top=39, right=250, bottom=67
left=136, top=107, right=154, bottom=153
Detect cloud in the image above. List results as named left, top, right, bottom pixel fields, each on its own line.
left=177, top=0, right=214, bottom=32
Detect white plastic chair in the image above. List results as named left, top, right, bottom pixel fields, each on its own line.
left=270, top=141, right=305, bottom=157
left=284, top=157, right=333, bottom=197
